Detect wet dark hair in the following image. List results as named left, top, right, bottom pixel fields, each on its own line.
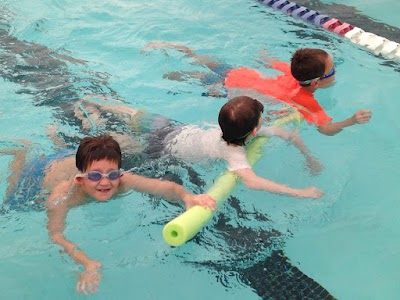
left=218, top=96, right=264, bottom=146
left=291, top=48, right=328, bottom=86
left=76, top=134, right=122, bottom=172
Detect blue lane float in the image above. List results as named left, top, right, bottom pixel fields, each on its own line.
left=258, top=0, right=400, bottom=60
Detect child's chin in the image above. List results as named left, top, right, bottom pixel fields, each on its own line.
left=96, top=197, right=111, bottom=202
left=94, top=191, right=115, bottom=201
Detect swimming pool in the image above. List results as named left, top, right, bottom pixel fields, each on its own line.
left=0, top=0, right=399, bottom=299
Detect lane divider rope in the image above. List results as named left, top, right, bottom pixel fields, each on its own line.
left=258, top=0, right=400, bottom=60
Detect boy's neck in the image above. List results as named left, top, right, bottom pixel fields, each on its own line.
left=300, top=85, right=317, bottom=93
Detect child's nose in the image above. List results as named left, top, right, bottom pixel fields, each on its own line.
left=98, top=176, right=111, bottom=184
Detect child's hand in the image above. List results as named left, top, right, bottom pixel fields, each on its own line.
left=305, top=155, right=323, bottom=176
left=184, top=194, right=216, bottom=211
left=353, top=109, right=372, bottom=124
left=298, top=187, right=324, bottom=199
left=76, top=260, right=102, bottom=295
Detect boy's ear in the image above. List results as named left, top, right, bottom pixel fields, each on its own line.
left=75, top=175, right=84, bottom=185
left=251, top=127, right=258, bottom=136
left=311, top=79, right=320, bottom=88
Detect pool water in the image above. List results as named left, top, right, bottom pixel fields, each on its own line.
left=320, top=0, right=400, bottom=28
left=0, top=0, right=399, bottom=299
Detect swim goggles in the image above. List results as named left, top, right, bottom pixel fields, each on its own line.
left=76, top=170, right=122, bottom=182
left=298, top=65, right=336, bottom=86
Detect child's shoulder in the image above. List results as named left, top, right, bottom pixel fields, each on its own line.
left=46, top=179, right=81, bottom=208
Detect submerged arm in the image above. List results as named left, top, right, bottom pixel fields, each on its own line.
left=259, top=126, right=323, bottom=175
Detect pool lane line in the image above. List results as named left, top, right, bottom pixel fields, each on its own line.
left=258, top=0, right=400, bottom=61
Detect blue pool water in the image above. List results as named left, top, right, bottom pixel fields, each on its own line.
left=0, top=0, right=399, bottom=299
left=320, top=0, right=400, bottom=28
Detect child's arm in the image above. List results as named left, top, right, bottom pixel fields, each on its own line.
left=121, top=173, right=216, bottom=211
left=46, top=182, right=102, bottom=295
left=235, top=168, right=323, bottom=199
left=144, top=41, right=210, bottom=65
left=144, top=41, right=197, bottom=57
left=144, top=41, right=221, bottom=71
left=258, top=126, right=323, bottom=175
left=318, top=109, right=372, bottom=136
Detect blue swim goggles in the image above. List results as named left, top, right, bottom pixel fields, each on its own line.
left=298, top=65, right=336, bottom=86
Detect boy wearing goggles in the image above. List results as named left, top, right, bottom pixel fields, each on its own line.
left=45, top=135, right=215, bottom=295
left=145, top=43, right=371, bottom=136
left=288, top=48, right=372, bottom=135
left=225, top=48, right=372, bottom=135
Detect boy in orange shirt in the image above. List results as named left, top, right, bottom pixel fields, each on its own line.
left=225, top=48, right=372, bottom=135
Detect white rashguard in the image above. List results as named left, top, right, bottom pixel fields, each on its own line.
left=165, top=125, right=275, bottom=171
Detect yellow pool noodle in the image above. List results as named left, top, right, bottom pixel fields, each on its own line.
left=163, top=111, right=303, bottom=246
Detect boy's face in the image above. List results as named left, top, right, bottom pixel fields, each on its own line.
left=246, top=114, right=264, bottom=143
left=256, top=114, right=263, bottom=130
left=317, top=55, right=335, bottom=88
left=76, top=159, right=121, bottom=202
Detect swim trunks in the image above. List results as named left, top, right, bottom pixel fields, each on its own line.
left=201, top=62, right=232, bottom=86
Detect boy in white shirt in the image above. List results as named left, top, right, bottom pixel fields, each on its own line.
left=164, top=96, right=323, bottom=199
